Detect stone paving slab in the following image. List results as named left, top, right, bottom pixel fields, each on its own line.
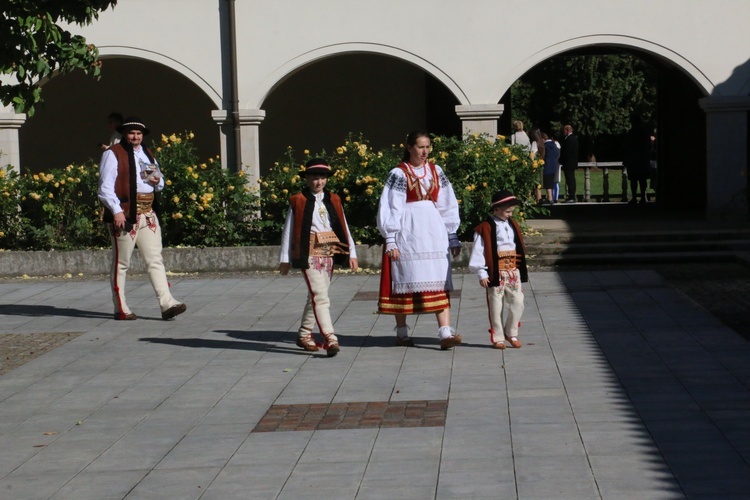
left=0, top=269, right=748, bottom=499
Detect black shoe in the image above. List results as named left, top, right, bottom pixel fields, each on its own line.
left=162, top=303, right=187, bottom=320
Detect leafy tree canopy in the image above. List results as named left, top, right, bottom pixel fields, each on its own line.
left=1, top=0, right=117, bottom=117
left=512, top=54, right=657, bottom=143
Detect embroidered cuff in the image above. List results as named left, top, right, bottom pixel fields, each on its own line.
left=448, top=233, right=461, bottom=248
left=385, top=242, right=398, bottom=252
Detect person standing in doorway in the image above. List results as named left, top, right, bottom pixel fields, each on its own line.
left=560, top=124, right=579, bottom=203
left=99, top=112, right=123, bottom=151
left=510, top=120, right=531, bottom=150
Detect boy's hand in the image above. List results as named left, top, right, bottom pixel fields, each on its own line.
left=349, top=258, right=359, bottom=272
left=279, top=262, right=291, bottom=275
left=479, top=278, right=489, bottom=288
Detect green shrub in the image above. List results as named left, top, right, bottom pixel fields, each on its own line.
left=153, top=132, right=260, bottom=247
left=0, top=132, right=543, bottom=251
left=258, top=133, right=543, bottom=244
left=15, top=163, right=105, bottom=250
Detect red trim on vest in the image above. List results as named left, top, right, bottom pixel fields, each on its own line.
left=398, top=163, right=440, bottom=203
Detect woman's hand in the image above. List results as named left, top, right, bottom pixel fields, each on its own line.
left=388, top=248, right=400, bottom=261
left=349, top=258, right=359, bottom=272
left=479, top=278, right=489, bottom=288
left=451, top=246, right=461, bottom=258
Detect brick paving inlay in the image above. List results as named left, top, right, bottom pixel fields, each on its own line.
left=252, top=400, right=448, bottom=432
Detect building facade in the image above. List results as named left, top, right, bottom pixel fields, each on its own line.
left=2, top=0, right=749, bottom=218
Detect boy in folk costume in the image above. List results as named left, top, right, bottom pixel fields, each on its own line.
left=279, top=158, right=358, bottom=357
left=468, top=190, right=529, bottom=349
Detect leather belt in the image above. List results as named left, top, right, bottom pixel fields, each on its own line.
left=309, top=231, right=347, bottom=257
left=136, top=193, right=154, bottom=214
left=497, top=250, right=518, bottom=271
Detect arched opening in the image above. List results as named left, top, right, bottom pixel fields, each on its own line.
left=19, top=57, right=220, bottom=172
left=500, top=46, right=707, bottom=212
left=258, top=53, right=461, bottom=173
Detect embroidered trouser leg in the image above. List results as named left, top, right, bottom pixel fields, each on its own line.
left=299, top=256, right=335, bottom=337
left=486, top=269, right=525, bottom=338
left=110, top=212, right=179, bottom=315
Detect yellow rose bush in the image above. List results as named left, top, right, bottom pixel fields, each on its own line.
left=258, top=133, right=541, bottom=244
left=9, top=163, right=104, bottom=250
left=153, top=132, right=259, bottom=247
left=0, top=132, right=541, bottom=250
left=0, top=133, right=258, bottom=250
left=257, top=134, right=400, bottom=244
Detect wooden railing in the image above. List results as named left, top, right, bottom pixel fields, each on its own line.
left=577, top=162, right=628, bottom=202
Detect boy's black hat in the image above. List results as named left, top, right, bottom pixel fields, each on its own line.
left=490, top=190, right=519, bottom=209
left=300, top=157, right=333, bottom=177
left=117, top=117, right=150, bottom=135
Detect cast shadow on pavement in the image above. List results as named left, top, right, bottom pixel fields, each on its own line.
left=561, top=271, right=750, bottom=497
left=0, top=304, right=113, bottom=319
left=138, top=330, right=483, bottom=353
left=140, top=330, right=323, bottom=357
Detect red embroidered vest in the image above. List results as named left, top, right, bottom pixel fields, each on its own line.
left=397, top=162, right=440, bottom=203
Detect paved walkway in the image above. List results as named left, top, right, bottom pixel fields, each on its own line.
left=1, top=269, right=749, bottom=499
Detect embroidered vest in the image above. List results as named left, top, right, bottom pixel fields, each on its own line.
left=289, top=190, right=350, bottom=269
left=101, top=144, right=155, bottom=223
left=474, top=217, right=529, bottom=285
left=397, top=162, right=440, bottom=203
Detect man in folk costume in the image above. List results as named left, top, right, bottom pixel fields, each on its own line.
left=279, top=158, right=358, bottom=357
left=468, top=190, right=528, bottom=349
left=98, top=117, right=187, bottom=321
left=377, top=131, right=462, bottom=349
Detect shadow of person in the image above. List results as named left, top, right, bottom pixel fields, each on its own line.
left=140, top=330, right=324, bottom=357
left=0, top=304, right=113, bottom=319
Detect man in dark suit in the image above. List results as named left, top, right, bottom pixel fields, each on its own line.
left=559, top=124, right=578, bottom=203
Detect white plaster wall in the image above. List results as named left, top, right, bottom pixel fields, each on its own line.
left=236, top=0, right=750, bottom=106
left=63, top=0, right=750, bottom=108
left=65, top=0, right=224, bottom=107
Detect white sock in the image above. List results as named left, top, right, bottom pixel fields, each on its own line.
left=396, top=326, right=409, bottom=338
left=438, top=326, right=454, bottom=339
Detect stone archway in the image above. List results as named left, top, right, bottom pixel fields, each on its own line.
left=499, top=37, right=709, bottom=211
left=19, top=57, right=220, bottom=172
left=257, top=52, right=463, bottom=172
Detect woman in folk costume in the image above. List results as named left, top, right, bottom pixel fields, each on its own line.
left=377, top=130, right=462, bottom=349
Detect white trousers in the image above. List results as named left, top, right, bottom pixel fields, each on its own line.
left=486, top=269, right=525, bottom=340
left=299, top=256, right=336, bottom=339
left=109, top=211, right=180, bottom=315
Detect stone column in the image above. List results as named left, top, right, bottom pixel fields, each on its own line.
left=455, top=104, right=504, bottom=141
left=0, top=111, right=26, bottom=173
left=238, top=109, right=266, bottom=187
left=210, top=110, right=230, bottom=170
left=699, top=96, right=750, bottom=220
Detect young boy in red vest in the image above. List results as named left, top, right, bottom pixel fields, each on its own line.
left=468, top=190, right=528, bottom=349
left=279, top=158, right=358, bottom=357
